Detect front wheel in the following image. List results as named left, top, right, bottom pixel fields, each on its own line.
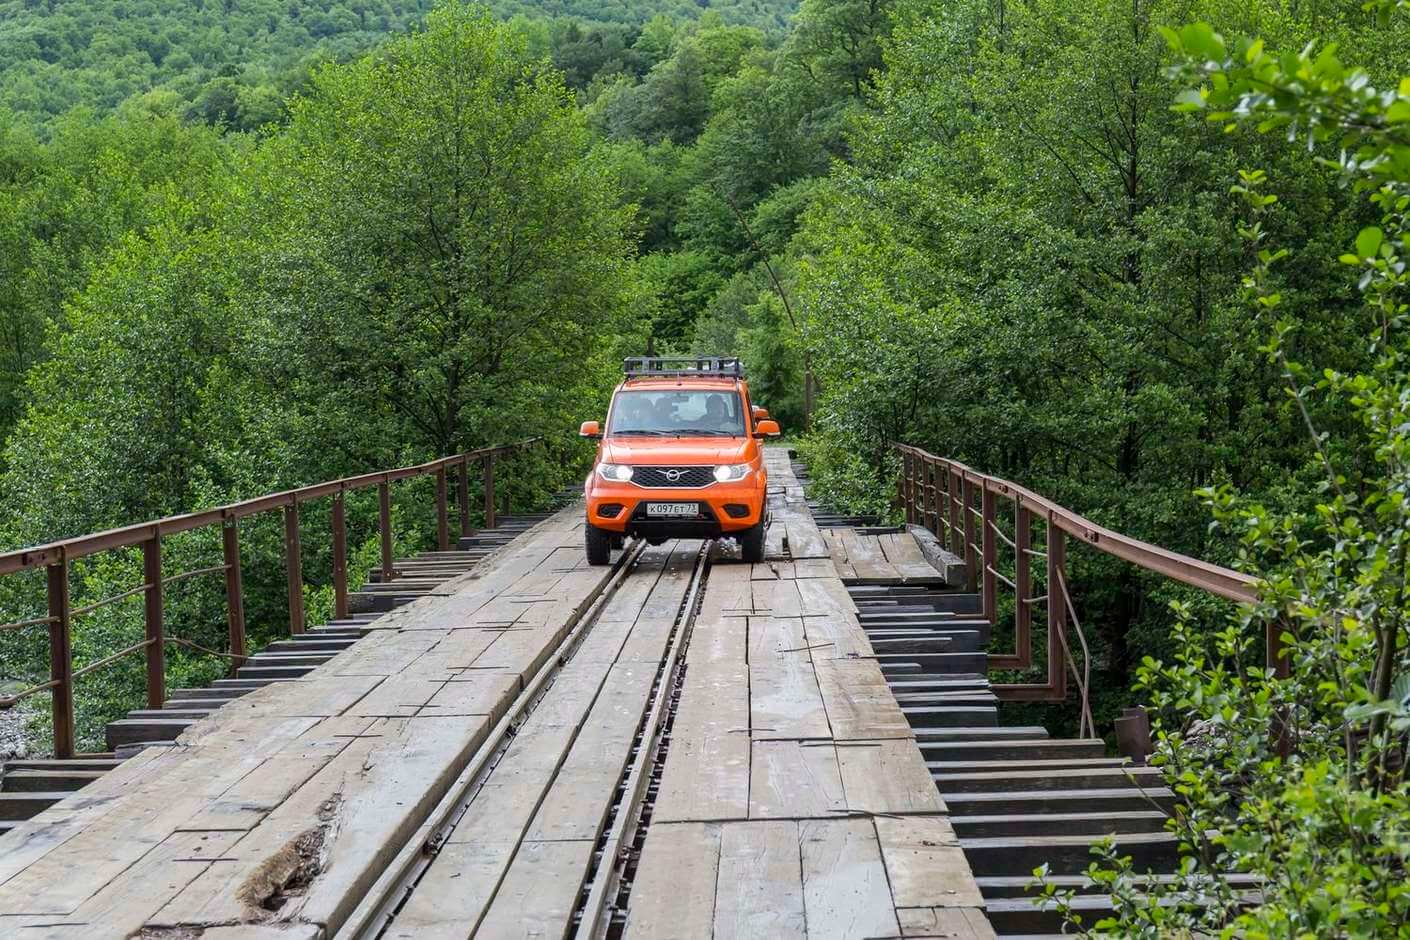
left=738, top=520, right=766, bottom=563
left=585, top=523, right=613, bottom=566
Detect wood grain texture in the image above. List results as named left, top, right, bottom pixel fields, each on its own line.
left=713, top=820, right=806, bottom=940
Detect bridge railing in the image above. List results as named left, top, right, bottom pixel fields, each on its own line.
left=894, top=443, right=1264, bottom=737
left=0, top=438, right=543, bottom=757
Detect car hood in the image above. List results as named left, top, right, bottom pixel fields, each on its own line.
left=601, top=437, right=752, bottom=465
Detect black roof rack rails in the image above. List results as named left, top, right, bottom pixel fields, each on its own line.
left=623, top=356, right=744, bottom=379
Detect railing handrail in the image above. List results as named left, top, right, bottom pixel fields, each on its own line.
left=0, top=435, right=546, bottom=757
left=0, top=438, right=540, bottom=576
left=893, top=443, right=1257, bottom=603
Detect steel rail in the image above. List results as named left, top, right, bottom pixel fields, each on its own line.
left=573, top=542, right=710, bottom=938
left=336, top=537, right=652, bottom=939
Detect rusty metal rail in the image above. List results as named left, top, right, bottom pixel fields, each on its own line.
left=0, top=438, right=543, bottom=757
left=894, top=444, right=1262, bottom=723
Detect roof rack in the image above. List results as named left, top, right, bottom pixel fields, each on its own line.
left=623, top=357, right=744, bottom=379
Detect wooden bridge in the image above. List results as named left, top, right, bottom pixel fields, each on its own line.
left=0, top=443, right=1269, bottom=937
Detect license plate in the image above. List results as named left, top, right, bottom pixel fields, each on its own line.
left=646, top=502, right=698, bottom=517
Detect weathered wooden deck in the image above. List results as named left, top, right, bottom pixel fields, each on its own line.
left=0, top=447, right=993, bottom=939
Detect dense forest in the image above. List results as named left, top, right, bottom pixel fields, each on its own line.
left=0, top=0, right=796, bottom=129
left=3, top=0, right=1410, bottom=930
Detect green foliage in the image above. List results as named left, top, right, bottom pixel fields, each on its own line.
left=0, top=4, right=635, bottom=753
left=794, top=0, right=1402, bottom=702
left=0, top=0, right=800, bottom=133
left=0, top=0, right=433, bottom=131
left=0, top=110, right=233, bottom=448
left=1037, top=17, right=1410, bottom=935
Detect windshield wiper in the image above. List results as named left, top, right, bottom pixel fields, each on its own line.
left=686, top=430, right=741, bottom=436
left=611, top=429, right=672, bottom=436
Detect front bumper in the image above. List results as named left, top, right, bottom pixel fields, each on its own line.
left=585, top=476, right=765, bottom=537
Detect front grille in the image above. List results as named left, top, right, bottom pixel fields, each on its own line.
left=631, top=466, right=715, bottom=488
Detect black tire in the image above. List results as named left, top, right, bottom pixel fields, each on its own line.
left=739, top=520, right=766, bottom=563
left=585, top=523, right=613, bottom=566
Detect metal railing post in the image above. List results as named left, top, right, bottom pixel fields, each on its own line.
left=458, top=457, right=473, bottom=539
left=378, top=479, right=394, bottom=582
left=284, top=501, right=304, bottom=635
left=981, top=486, right=997, bottom=625
left=222, top=516, right=246, bottom=668
left=963, top=475, right=978, bottom=593
left=46, top=557, right=74, bottom=759
left=332, top=491, right=349, bottom=620
left=142, top=536, right=165, bottom=709
left=436, top=467, right=450, bottom=551
left=483, top=455, right=497, bottom=530
left=925, top=460, right=938, bottom=534
left=1047, top=518, right=1068, bottom=698
left=948, top=469, right=963, bottom=558
left=902, top=451, right=914, bottom=523
left=1014, top=503, right=1032, bottom=670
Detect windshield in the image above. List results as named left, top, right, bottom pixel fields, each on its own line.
left=607, top=389, right=746, bottom=437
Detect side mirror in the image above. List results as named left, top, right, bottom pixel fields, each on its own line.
left=755, top=419, right=781, bottom=438
left=752, top=406, right=770, bottom=419
left=579, top=420, right=602, bottom=439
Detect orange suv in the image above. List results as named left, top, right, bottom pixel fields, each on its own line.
left=579, top=357, right=780, bottom=565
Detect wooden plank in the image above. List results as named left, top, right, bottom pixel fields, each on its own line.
left=654, top=662, right=750, bottom=823
left=348, top=677, right=444, bottom=718
left=623, top=822, right=720, bottom=939
left=800, top=818, right=900, bottom=940
left=179, top=754, right=338, bottom=831
left=874, top=816, right=983, bottom=909
left=749, top=740, right=845, bottom=819
left=698, top=564, right=753, bottom=621
left=616, top=616, right=676, bottom=663
left=686, top=614, right=747, bottom=666
left=784, top=519, right=829, bottom=560
left=752, top=578, right=803, bottom=618
left=793, top=557, right=838, bottom=580
left=475, top=839, right=595, bottom=938
left=225, top=675, right=382, bottom=718
left=837, top=740, right=944, bottom=815
left=713, top=820, right=806, bottom=940
left=156, top=713, right=494, bottom=928
left=0, top=718, right=326, bottom=915
left=748, top=615, right=807, bottom=659
left=749, top=653, right=830, bottom=741
left=840, top=529, right=896, bottom=582
left=13, top=830, right=243, bottom=937
left=391, top=840, right=518, bottom=938
left=421, top=671, right=520, bottom=720
left=814, top=657, right=912, bottom=741
left=897, top=906, right=997, bottom=938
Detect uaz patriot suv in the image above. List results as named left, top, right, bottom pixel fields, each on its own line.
left=579, top=357, right=780, bottom=565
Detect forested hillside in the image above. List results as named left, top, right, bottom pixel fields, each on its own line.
left=0, top=0, right=796, bottom=129
left=3, top=0, right=1410, bottom=929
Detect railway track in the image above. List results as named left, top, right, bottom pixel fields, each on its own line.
left=340, top=539, right=710, bottom=939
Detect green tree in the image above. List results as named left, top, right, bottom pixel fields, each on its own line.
left=256, top=4, right=636, bottom=459
left=1039, top=17, right=1410, bottom=934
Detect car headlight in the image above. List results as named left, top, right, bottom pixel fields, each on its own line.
left=597, top=463, right=634, bottom=482
left=713, top=464, right=751, bottom=483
